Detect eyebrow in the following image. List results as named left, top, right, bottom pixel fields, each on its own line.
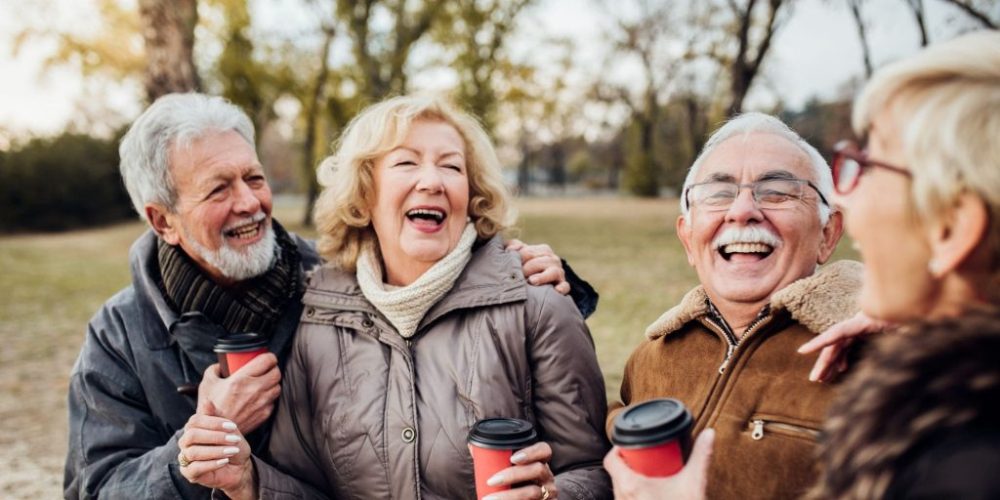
left=704, top=172, right=736, bottom=182
left=755, top=170, right=798, bottom=182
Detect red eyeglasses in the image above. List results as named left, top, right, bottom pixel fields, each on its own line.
left=831, top=140, right=911, bottom=194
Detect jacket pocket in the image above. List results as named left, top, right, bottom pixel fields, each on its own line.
left=747, top=414, right=821, bottom=442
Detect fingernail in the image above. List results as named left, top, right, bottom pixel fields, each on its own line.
left=486, top=473, right=505, bottom=486
left=222, top=422, right=237, bottom=431
left=482, top=496, right=500, bottom=500
left=216, top=458, right=230, bottom=466
left=223, top=447, right=240, bottom=456
left=528, top=276, right=538, bottom=284
left=225, top=434, right=241, bottom=443
left=511, top=451, right=527, bottom=463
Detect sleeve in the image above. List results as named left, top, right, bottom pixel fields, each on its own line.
left=526, top=288, right=612, bottom=500
left=255, top=331, right=332, bottom=499
left=64, top=309, right=209, bottom=500
left=562, top=259, right=599, bottom=319
left=605, top=349, right=638, bottom=437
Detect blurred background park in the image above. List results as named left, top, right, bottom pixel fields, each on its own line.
left=1, top=0, right=997, bottom=497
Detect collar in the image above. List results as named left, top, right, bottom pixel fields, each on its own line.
left=302, top=235, right=527, bottom=333
left=645, top=259, right=863, bottom=340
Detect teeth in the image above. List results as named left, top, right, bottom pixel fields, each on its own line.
left=723, top=243, right=772, bottom=254
left=406, top=208, right=445, bottom=222
left=226, top=222, right=260, bottom=239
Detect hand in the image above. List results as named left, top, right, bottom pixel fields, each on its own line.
left=798, top=312, right=891, bottom=382
left=197, top=353, right=281, bottom=433
left=178, top=402, right=257, bottom=499
left=506, top=239, right=570, bottom=295
left=603, top=429, right=715, bottom=500
left=481, top=441, right=558, bottom=500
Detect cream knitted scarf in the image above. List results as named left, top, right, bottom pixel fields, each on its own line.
left=357, top=223, right=477, bottom=338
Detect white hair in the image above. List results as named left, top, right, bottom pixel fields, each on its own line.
left=119, top=93, right=256, bottom=222
left=679, top=112, right=833, bottom=224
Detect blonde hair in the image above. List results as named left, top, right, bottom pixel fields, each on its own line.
left=313, top=94, right=513, bottom=270
left=853, top=30, right=1000, bottom=278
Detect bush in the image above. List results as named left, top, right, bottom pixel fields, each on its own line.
left=0, top=133, right=134, bottom=232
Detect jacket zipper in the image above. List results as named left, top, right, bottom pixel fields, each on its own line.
left=716, top=312, right=769, bottom=374
left=749, top=419, right=821, bottom=441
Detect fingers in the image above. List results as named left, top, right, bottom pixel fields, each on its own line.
left=511, top=441, right=553, bottom=464
left=483, top=484, right=557, bottom=500
left=798, top=312, right=882, bottom=354
left=553, top=281, right=571, bottom=295
left=487, top=442, right=554, bottom=490
left=505, top=239, right=526, bottom=252
left=234, top=352, right=279, bottom=377
left=603, top=446, right=629, bottom=477
left=179, top=454, right=232, bottom=479
left=523, top=258, right=566, bottom=287
left=808, top=343, right=843, bottom=383
left=684, top=428, right=715, bottom=486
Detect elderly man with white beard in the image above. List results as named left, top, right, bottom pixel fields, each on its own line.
left=604, top=113, right=862, bottom=500
left=63, top=93, right=596, bottom=500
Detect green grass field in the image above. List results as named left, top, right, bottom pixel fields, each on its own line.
left=0, top=196, right=856, bottom=498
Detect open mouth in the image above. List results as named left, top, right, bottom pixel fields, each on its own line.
left=224, top=218, right=265, bottom=241
left=717, top=242, right=775, bottom=261
left=405, top=207, right=447, bottom=227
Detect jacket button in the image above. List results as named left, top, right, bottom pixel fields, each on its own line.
left=401, top=427, right=416, bottom=443
left=362, top=318, right=374, bottom=328
left=305, top=307, right=315, bottom=317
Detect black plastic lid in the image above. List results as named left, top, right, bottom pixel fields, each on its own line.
left=468, top=418, right=537, bottom=450
left=611, top=398, right=693, bottom=447
left=213, top=332, right=268, bottom=353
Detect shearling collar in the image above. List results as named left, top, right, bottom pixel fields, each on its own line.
left=645, top=259, right=863, bottom=340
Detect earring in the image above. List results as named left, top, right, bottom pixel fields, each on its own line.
left=928, top=259, right=942, bottom=276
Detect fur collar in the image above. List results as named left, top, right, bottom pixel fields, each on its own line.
left=645, top=259, right=863, bottom=339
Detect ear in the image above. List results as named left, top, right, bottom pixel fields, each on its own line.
left=145, top=203, right=181, bottom=245
left=676, top=214, right=696, bottom=267
left=816, top=209, right=845, bottom=265
left=927, top=192, right=989, bottom=277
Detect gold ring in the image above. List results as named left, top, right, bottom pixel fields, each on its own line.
left=540, top=485, right=550, bottom=500
left=178, top=452, right=192, bottom=468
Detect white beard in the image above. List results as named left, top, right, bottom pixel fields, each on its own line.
left=184, top=220, right=278, bottom=281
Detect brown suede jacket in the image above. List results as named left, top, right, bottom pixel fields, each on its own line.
left=608, top=260, right=863, bottom=500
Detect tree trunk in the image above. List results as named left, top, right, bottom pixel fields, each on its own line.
left=138, top=0, right=200, bottom=102
left=302, top=27, right=336, bottom=227
left=906, top=0, right=929, bottom=47
left=849, top=0, right=873, bottom=77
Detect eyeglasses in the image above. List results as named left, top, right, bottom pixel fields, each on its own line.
left=831, top=140, right=911, bottom=194
left=684, top=177, right=830, bottom=212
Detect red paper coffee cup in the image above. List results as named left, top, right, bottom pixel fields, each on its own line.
left=611, top=398, right=693, bottom=477
left=213, top=333, right=269, bottom=378
left=468, top=418, right=537, bottom=499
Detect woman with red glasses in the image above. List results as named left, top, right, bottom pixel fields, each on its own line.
left=800, top=31, right=1000, bottom=499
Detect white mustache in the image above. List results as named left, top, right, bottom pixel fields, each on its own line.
left=713, top=226, right=782, bottom=249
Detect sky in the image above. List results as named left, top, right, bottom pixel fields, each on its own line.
left=0, top=0, right=991, bottom=142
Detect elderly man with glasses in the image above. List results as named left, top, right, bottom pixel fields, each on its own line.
left=605, top=113, right=863, bottom=500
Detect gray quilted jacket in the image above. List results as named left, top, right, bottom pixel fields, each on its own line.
left=257, top=236, right=612, bottom=499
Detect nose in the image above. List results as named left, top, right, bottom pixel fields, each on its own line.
left=725, top=186, right=764, bottom=224
left=232, top=180, right=263, bottom=214
left=415, top=163, right=444, bottom=194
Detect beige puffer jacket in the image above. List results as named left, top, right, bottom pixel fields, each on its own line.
left=257, top=236, right=612, bottom=500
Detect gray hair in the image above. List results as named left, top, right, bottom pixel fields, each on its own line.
left=119, top=93, right=256, bottom=222
left=679, top=112, right=833, bottom=224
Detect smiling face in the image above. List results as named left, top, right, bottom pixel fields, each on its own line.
left=148, top=130, right=275, bottom=285
left=678, top=133, right=841, bottom=325
left=369, top=119, right=470, bottom=286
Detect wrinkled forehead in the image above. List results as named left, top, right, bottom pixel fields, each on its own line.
left=697, top=133, right=815, bottom=183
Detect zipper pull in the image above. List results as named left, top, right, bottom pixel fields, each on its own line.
left=718, top=344, right=736, bottom=374
left=751, top=420, right=764, bottom=440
